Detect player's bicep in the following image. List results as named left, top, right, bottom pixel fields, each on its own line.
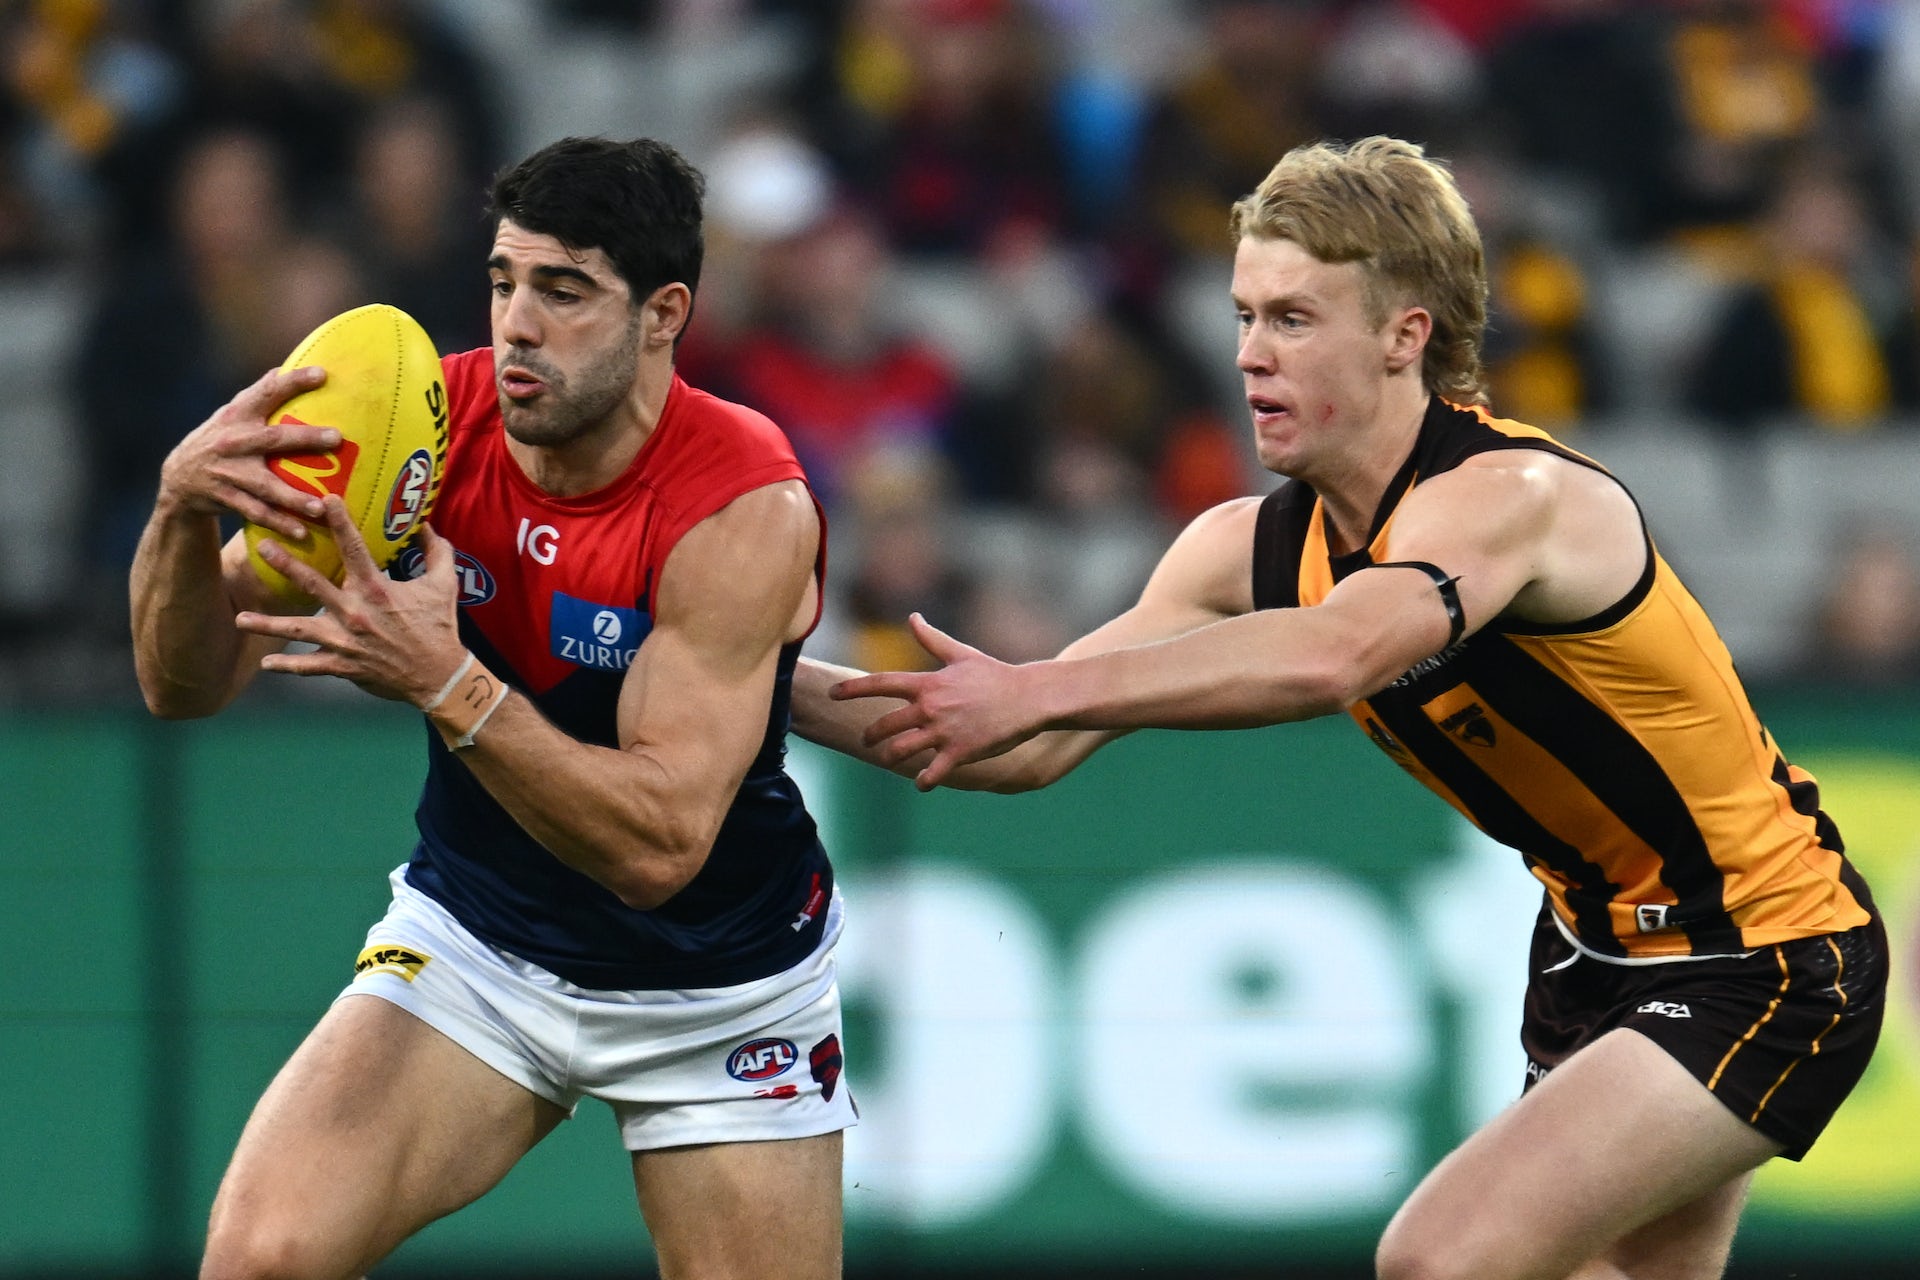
left=1362, top=458, right=1553, bottom=638
left=615, top=483, right=819, bottom=789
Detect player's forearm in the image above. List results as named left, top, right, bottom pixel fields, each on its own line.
left=439, top=694, right=730, bottom=908
left=1033, top=609, right=1362, bottom=733
left=791, top=658, right=893, bottom=765
left=130, top=499, right=253, bottom=718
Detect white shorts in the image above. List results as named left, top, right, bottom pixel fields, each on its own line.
left=339, top=866, right=857, bottom=1151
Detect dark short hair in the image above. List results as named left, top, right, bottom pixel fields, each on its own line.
left=487, top=137, right=706, bottom=308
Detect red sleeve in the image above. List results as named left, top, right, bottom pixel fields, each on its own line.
left=649, top=383, right=828, bottom=634
left=650, top=384, right=810, bottom=553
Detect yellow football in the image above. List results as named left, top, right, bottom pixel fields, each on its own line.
left=243, top=303, right=449, bottom=602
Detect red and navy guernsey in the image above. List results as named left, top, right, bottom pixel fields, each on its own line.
left=396, top=347, right=833, bottom=990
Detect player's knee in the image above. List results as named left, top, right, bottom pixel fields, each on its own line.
left=1375, top=1221, right=1488, bottom=1280
left=201, top=1215, right=356, bottom=1280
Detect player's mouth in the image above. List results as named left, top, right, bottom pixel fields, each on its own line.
left=1248, top=394, right=1290, bottom=425
left=500, top=367, right=548, bottom=400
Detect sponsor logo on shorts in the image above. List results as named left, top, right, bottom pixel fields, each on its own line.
left=383, top=448, right=435, bottom=540
left=354, top=945, right=431, bottom=981
left=810, top=1033, right=844, bottom=1103
left=1635, top=1000, right=1693, bottom=1019
left=753, top=1085, right=800, bottom=1100
left=727, top=1037, right=798, bottom=1082
left=1635, top=903, right=1673, bottom=933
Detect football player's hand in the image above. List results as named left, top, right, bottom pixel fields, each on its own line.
left=831, top=613, right=1043, bottom=790
left=157, top=366, right=340, bottom=541
left=234, top=497, right=466, bottom=704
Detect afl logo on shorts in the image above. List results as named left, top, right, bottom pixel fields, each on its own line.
left=727, top=1037, right=798, bottom=1082
left=384, top=448, right=435, bottom=539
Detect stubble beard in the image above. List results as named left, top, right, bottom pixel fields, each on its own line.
left=499, top=315, right=645, bottom=448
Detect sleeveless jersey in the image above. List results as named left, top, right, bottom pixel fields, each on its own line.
left=395, top=347, right=833, bottom=989
left=1251, top=397, right=1875, bottom=961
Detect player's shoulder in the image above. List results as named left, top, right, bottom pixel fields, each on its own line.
left=673, top=374, right=785, bottom=437
left=1178, top=494, right=1266, bottom=545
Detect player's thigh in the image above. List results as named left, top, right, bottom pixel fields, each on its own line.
left=1376, top=1027, right=1780, bottom=1280
left=632, top=1131, right=843, bottom=1280
left=205, top=993, right=568, bottom=1279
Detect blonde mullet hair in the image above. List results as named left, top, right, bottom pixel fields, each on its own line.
left=1230, top=136, right=1489, bottom=405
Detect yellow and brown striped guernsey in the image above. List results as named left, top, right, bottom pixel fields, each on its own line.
left=1252, top=398, right=1875, bottom=961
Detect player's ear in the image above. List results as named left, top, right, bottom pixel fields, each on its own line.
left=643, top=283, right=693, bottom=350
left=1384, top=305, right=1431, bottom=375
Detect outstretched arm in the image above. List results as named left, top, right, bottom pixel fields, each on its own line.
left=841, top=451, right=1646, bottom=789
left=812, top=496, right=1266, bottom=791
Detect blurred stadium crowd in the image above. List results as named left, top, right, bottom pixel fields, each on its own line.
left=8, top=0, right=1920, bottom=707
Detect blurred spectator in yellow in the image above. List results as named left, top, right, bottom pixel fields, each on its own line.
left=1646, top=0, right=1832, bottom=253
left=1132, top=0, right=1330, bottom=266
left=1454, top=145, right=1610, bottom=428
left=1686, top=157, right=1904, bottom=434
left=0, top=0, right=184, bottom=258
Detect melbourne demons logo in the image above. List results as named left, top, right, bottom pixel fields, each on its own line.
left=383, top=448, right=435, bottom=540
left=727, top=1038, right=798, bottom=1082
left=809, top=1034, right=843, bottom=1103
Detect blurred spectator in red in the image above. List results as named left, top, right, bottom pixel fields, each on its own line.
left=347, top=93, right=490, bottom=354
left=1686, top=157, right=1904, bottom=435
left=693, top=193, right=962, bottom=512
left=819, top=0, right=1077, bottom=256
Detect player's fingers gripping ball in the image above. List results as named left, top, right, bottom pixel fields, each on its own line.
left=243, top=304, right=450, bottom=603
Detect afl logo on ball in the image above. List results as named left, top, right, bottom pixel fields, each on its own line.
left=727, top=1037, right=798, bottom=1082
left=384, top=448, right=435, bottom=539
